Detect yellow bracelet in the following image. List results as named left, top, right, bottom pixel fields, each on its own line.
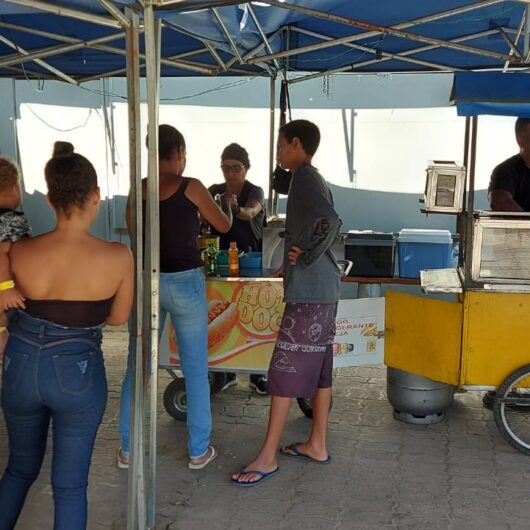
left=0, top=327, right=7, bottom=333
left=0, top=280, right=14, bottom=291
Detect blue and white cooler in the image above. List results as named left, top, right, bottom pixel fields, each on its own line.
left=397, top=229, right=453, bottom=278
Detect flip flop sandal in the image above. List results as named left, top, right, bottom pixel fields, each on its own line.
left=188, top=445, right=218, bottom=470
left=231, top=467, right=280, bottom=487
left=280, top=443, right=331, bottom=464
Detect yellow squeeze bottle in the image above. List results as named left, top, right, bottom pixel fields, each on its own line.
left=228, top=242, right=240, bottom=277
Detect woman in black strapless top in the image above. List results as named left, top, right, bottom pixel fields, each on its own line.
left=0, top=141, right=133, bottom=530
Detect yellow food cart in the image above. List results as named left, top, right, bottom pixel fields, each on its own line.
left=386, top=72, right=530, bottom=455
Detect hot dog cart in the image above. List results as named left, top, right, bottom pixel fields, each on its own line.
left=158, top=275, right=386, bottom=420
left=385, top=72, right=530, bottom=455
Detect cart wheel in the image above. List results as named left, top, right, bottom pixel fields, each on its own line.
left=209, top=372, right=228, bottom=395
left=163, top=379, right=187, bottom=422
left=493, top=364, right=530, bottom=456
left=296, top=397, right=333, bottom=419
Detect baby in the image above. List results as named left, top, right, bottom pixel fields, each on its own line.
left=0, top=157, right=31, bottom=357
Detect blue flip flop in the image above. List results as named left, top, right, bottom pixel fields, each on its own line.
left=280, top=443, right=331, bottom=464
left=231, top=467, right=279, bottom=487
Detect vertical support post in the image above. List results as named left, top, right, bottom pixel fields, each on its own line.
left=464, top=116, right=477, bottom=288
left=523, top=5, right=530, bottom=62
left=267, top=74, right=276, bottom=217
left=144, top=2, right=161, bottom=528
left=125, top=7, right=145, bottom=530
left=458, top=116, right=471, bottom=268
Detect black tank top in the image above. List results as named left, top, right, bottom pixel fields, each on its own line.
left=143, top=177, right=202, bottom=273
left=24, top=298, right=114, bottom=327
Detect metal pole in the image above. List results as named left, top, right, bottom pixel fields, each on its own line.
left=125, top=7, right=146, bottom=530
left=502, top=11, right=526, bottom=71
left=144, top=2, right=161, bottom=527
left=0, top=33, right=78, bottom=84
left=458, top=116, right=471, bottom=268
left=268, top=75, right=276, bottom=217
left=100, top=0, right=131, bottom=27
left=288, top=28, right=500, bottom=84
left=464, top=116, right=478, bottom=288
left=3, top=0, right=121, bottom=28
left=525, top=5, right=530, bottom=61
left=212, top=7, right=244, bottom=63
left=252, top=0, right=515, bottom=65
left=0, top=33, right=124, bottom=69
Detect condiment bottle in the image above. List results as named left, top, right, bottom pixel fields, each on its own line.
left=228, top=241, right=240, bottom=277
left=205, top=242, right=218, bottom=277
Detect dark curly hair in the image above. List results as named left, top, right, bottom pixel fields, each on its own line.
left=44, top=141, right=97, bottom=215
left=0, top=156, right=20, bottom=193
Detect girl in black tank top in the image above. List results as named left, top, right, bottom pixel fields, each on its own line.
left=142, top=177, right=202, bottom=273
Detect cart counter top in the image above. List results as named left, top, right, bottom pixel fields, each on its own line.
left=206, top=276, right=421, bottom=285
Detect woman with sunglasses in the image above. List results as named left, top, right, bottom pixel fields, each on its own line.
left=208, top=143, right=265, bottom=253
left=208, top=143, right=268, bottom=395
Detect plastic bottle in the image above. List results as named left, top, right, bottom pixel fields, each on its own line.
left=228, top=241, right=240, bottom=277
left=205, top=242, right=218, bottom=277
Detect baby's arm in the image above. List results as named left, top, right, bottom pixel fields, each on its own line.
left=0, top=241, right=25, bottom=310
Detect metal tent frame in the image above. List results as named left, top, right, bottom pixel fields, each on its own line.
left=2, top=2, right=530, bottom=528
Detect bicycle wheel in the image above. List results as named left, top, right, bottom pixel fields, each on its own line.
left=493, top=364, right=530, bottom=456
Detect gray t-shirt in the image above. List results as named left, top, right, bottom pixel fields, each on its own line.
left=283, top=165, right=341, bottom=304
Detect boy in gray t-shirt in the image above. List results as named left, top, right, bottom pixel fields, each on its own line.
left=232, top=120, right=341, bottom=487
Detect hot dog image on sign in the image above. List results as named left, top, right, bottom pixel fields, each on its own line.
left=168, top=280, right=285, bottom=370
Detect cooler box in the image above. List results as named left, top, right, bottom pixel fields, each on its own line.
left=239, top=252, right=263, bottom=277
left=397, top=229, right=452, bottom=278
left=345, top=231, right=396, bottom=277
left=216, top=250, right=229, bottom=277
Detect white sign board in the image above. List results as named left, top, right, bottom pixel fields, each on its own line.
left=332, top=297, right=385, bottom=368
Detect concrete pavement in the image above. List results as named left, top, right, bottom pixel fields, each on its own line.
left=1, top=326, right=529, bottom=530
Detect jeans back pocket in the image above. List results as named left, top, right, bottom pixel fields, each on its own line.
left=2, top=350, right=29, bottom=393
left=53, top=350, right=99, bottom=396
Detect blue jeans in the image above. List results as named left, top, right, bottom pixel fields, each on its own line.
left=0, top=311, right=106, bottom=530
left=119, top=267, right=211, bottom=458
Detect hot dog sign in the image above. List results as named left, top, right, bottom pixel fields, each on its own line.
left=160, top=280, right=385, bottom=371
left=167, top=280, right=285, bottom=370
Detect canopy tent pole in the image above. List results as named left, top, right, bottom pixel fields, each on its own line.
left=502, top=9, right=526, bottom=71
left=267, top=74, right=276, bottom=217
left=3, top=0, right=121, bottom=27
left=525, top=4, right=530, bottom=61
left=125, top=7, right=147, bottom=530
left=286, top=26, right=470, bottom=81
left=254, top=0, right=516, bottom=66
left=211, top=7, right=244, bottom=64
left=458, top=116, right=471, bottom=269
left=144, top=2, right=162, bottom=527
left=0, top=33, right=78, bottom=84
left=464, top=116, right=478, bottom=288
left=100, top=0, right=132, bottom=27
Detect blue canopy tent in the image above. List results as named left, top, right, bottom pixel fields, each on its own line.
left=453, top=70, right=530, bottom=117
left=2, top=2, right=530, bottom=529
left=0, top=1, right=529, bottom=81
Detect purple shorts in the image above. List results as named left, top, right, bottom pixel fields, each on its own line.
left=267, top=302, right=338, bottom=399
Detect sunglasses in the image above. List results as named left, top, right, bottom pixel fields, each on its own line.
left=221, top=164, right=245, bottom=173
